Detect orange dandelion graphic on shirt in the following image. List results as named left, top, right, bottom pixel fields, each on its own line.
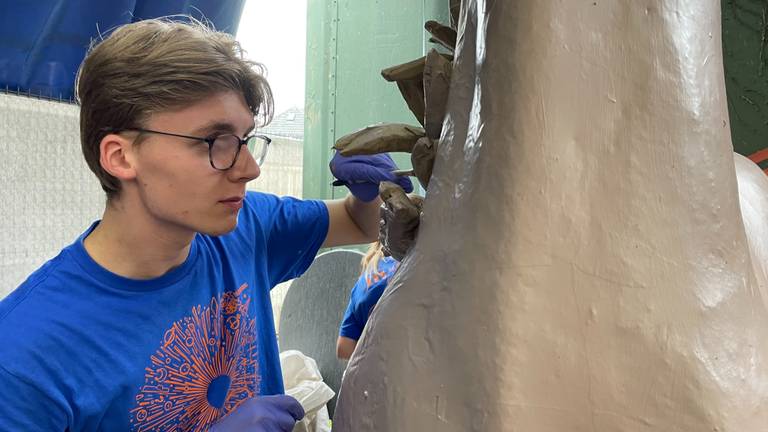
left=130, top=284, right=259, bottom=432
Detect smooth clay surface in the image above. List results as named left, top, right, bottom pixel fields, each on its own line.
left=333, top=0, right=768, bottom=431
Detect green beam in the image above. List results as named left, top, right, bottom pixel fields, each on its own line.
left=304, top=0, right=339, bottom=199
left=722, top=0, right=768, bottom=159
left=304, top=0, right=449, bottom=199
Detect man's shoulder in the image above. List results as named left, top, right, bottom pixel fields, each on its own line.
left=0, top=254, right=79, bottom=426
left=240, top=191, right=327, bottom=232
left=244, top=190, right=279, bottom=206
left=244, top=190, right=327, bottom=209
left=0, top=249, right=88, bottom=360
left=238, top=191, right=280, bottom=230
left=0, top=251, right=69, bottom=323
left=243, top=191, right=317, bottom=215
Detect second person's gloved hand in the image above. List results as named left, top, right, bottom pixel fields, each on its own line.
left=209, top=395, right=304, bottom=432
left=330, top=152, right=414, bottom=202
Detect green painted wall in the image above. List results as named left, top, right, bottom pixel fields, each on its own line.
left=304, top=0, right=449, bottom=199
left=722, top=0, right=768, bottom=166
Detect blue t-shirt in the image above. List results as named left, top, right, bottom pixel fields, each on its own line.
left=0, top=192, right=329, bottom=432
left=339, top=256, right=399, bottom=341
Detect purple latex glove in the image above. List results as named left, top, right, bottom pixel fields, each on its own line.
left=330, top=152, right=414, bottom=202
left=210, top=395, right=304, bottom=432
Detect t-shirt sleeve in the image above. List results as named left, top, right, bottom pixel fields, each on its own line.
left=243, top=192, right=330, bottom=287
left=339, top=279, right=366, bottom=341
left=0, top=365, right=69, bottom=430
left=352, top=276, right=390, bottom=325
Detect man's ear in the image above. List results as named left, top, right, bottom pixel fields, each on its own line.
left=99, top=133, right=137, bottom=181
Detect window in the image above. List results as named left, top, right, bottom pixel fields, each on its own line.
left=237, top=0, right=308, bottom=333
left=237, top=0, right=307, bottom=200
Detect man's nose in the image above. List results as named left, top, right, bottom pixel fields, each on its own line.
left=228, top=144, right=260, bottom=182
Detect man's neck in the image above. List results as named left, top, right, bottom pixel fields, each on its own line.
left=83, top=199, right=195, bottom=280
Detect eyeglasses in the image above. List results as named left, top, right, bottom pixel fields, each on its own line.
left=121, top=128, right=271, bottom=170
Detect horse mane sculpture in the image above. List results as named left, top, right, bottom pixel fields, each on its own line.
left=332, top=0, right=768, bottom=430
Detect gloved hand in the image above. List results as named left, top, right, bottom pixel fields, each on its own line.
left=210, top=395, right=304, bottom=432
left=330, top=152, right=414, bottom=202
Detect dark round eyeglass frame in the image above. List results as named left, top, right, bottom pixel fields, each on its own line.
left=119, top=128, right=272, bottom=171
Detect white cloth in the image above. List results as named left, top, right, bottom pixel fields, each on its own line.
left=280, top=350, right=334, bottom=432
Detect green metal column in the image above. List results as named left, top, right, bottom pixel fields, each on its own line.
left=722, top=0, right=768, bottom=165
left=304, top=0, right=339, bottom=200
left=304, top=0, right=449, bottom=199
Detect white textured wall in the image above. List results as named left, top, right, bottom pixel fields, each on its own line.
left=247, top=136, right=304, bottom=198
left=0, top=93, right=104, bottom=298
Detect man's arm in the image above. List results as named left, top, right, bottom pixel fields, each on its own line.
left=0, top=365, right=68, bottom=430
left=322, top=195, right=382, bottom=248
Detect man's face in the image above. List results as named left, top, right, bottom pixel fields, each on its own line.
left=128, top=91, right=260, bottom=237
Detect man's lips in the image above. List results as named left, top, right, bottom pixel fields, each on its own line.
left=219, top=196, right=244, bottom=210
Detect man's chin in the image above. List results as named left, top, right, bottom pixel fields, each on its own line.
left=198, top=221, right=238, bottom=237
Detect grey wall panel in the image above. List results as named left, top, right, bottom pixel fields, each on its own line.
left=278, top=248, right=364, bottom=417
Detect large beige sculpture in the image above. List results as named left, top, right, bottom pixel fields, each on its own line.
left=333, top=0, right=768, bottom=430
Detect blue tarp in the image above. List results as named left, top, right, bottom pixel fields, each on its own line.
left=0, top=0, right=245, bottom=100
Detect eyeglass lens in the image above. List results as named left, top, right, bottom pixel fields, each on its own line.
left=210, top=135, right=268, bottom=169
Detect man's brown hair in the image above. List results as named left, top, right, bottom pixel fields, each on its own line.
left=75, top=17, right=273, bottom=198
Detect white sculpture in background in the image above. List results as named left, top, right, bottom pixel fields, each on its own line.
left=332, top=0, right=768, bottom=430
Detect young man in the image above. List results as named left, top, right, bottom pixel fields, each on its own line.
left=0, top=18, right=412, bottom=431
